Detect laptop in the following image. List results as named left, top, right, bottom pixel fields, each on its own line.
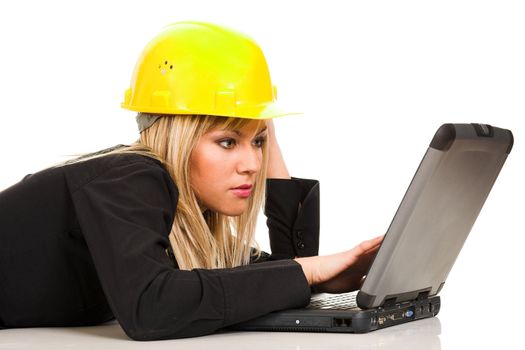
left=232, top=123, right=514, bottom=333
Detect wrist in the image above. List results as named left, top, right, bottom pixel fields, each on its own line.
left=294, top=257, right=313, bottom=286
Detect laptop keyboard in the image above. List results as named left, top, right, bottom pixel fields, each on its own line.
left=306, top=291, right=360, bottom=310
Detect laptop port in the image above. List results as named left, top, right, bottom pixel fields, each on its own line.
left=377, top=307, right=414, bottom=327
left=387, top=311, right=405, bottom=321
left=334, top=318, right=352, bottom=327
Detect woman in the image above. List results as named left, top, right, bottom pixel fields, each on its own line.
left=0, top=21, right=383, bottom=340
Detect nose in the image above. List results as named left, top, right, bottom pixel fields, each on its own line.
left=237, top=145, right=261, bottom=175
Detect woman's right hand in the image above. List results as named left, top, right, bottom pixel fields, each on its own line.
left=294, top=235, right=384, bottom=293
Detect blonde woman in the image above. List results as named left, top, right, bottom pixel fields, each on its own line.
left=0, top=22, right=383, bottom=340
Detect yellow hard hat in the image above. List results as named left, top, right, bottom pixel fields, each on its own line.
left=121, top=21, right=299, bottom=119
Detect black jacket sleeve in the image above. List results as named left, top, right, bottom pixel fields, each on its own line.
left=252, top=177, right=320, bottom=262
left=70, top=158, right=310, bottom=340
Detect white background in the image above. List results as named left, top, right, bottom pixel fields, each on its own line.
left=0, top=0, right=524, bottom=348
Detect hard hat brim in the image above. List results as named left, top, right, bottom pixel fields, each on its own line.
left=121, top=101, right=303, bottom=120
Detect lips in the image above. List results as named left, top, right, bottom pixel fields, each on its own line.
left=231, top=184, right=253, bottom=198
left=233, top=184, right=253, bottom=190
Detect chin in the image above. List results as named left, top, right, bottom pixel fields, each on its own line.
left=217, top=205, right=247, bottom=217
left=223, top=209, right=246, bottom=217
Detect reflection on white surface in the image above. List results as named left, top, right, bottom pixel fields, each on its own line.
left=0, top=317, right=441, bottom=350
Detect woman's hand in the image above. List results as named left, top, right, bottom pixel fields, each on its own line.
left=294, top=235, right=384, bottom=293
left=266, top=118, right=276, bottom=140
left=265, top=119, right=291, bottom=179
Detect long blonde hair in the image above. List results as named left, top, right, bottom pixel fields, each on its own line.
left=57, top=114, right=268, bottom=270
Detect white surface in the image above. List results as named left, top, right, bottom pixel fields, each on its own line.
left=0, top=318, right=440, bottom=349
left=0, top=318, right=441, bottom=349
left=0, top=311, right=517, bottom=349
left=1, top=0, right=524, bottom=348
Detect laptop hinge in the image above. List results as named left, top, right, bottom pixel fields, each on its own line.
left=380, top=287, right=432, bottom=307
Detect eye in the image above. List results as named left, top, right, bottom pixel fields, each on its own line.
left=253, top=136, right=267, bottom=148
left=218, top=138, right=236, bottom=149
left=217, top=136, right=266, bottom=149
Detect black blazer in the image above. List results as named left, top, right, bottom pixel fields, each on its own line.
left=0, top=149, right=320, bottom=340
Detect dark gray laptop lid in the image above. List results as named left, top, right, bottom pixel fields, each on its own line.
left=357, top=123, right=513, bottom=309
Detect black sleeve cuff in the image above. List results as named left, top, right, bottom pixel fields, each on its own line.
left=210, top=259, right=311, bottom=327
left=264, top=177, right=320, bottom=259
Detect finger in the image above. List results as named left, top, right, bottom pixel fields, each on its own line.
left=365, top=235, right=384, bottom=250
left=337, top=235, right=384, bottom=269
left=352, top=236, right=384, bottom=255
left=363, top=235, right=385, bottom=252
left=372, top=234, right=385, bottom=243
left=363, top=244, right=381, bottom=255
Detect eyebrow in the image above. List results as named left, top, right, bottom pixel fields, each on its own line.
left=230, top=126, right=268, bottom=137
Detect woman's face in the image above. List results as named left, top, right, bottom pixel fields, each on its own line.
left=189, top=120, right=267, bottom=216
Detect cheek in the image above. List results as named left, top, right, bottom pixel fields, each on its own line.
left=190, top=144, right=229, bottom=193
